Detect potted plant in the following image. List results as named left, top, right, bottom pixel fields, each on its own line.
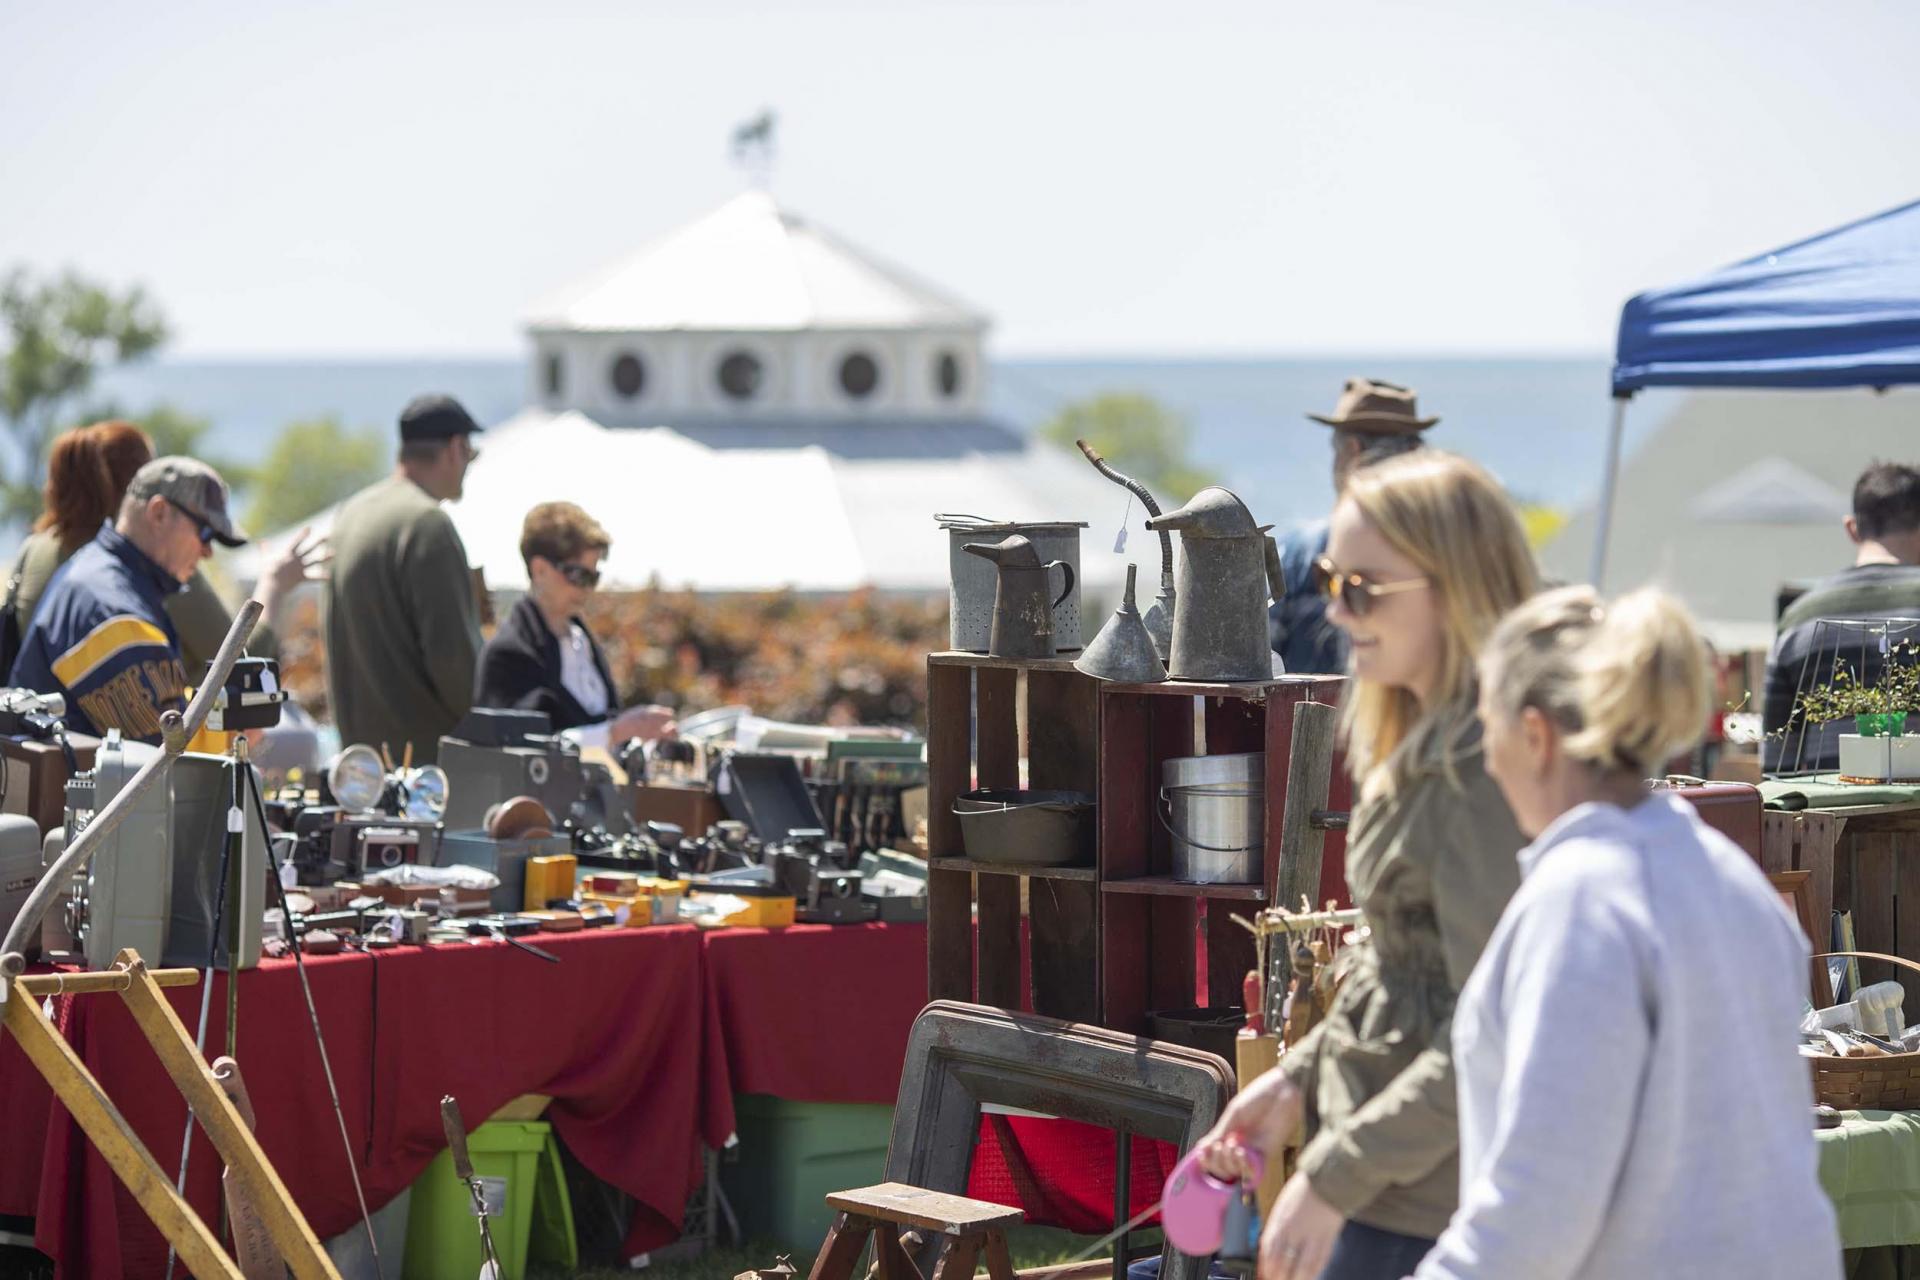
left=1788, top=648, right=1920, bottom=781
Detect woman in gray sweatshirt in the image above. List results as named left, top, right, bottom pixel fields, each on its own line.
left=1413, top=586, right=1840, bottom=1279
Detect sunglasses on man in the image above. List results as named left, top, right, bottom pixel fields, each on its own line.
left=165, top=497, right=219, bottom=549
left=1310, top=555, right=1430, bottom=617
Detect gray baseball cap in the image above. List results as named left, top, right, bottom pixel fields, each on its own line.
left=126, top=456, right=246, bottom=547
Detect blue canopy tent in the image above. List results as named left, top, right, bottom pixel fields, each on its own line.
left=1592, top=198, right=1920, bottom=583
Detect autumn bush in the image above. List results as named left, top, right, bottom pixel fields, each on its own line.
left=275, top=586, right=948, bottom=732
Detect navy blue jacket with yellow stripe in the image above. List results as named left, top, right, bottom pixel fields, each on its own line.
left=8, top=523, right=187, bottom=743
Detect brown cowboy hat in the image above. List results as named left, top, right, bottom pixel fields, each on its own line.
left=1307, top=377, right=1438, bottom=434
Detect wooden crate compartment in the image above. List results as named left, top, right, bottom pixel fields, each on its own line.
left=927, top=651, right=1351, bottom=1038
left=927, top=653, right=1102, bottom=1023
left=1098, top=677, right=1349, bottom=1034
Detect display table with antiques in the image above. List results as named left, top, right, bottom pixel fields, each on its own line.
left=0, top=920, right=933, bottom=1279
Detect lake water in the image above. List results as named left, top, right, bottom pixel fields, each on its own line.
left=91, top=354, right=1677, bottom=530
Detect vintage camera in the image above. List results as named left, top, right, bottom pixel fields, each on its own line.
left=0, top=688, right=68, bottom=740
left=53, top=734, right=265, bottom=971
left=204, top=657, right=288, bottom=733
left=766, top=828, right=870, bottom=924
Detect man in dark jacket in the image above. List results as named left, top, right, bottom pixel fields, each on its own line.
left=1764, top=460, right=1920, bottom=771
left=12, top=457, right=246, bottom=741
left=325, top=395, right=484, bottom=765
left=474, top=501, right=671, bottom=748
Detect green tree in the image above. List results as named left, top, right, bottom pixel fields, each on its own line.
left=1037, top=391, right=1217, bottom=501
left=0, top=267, right=168, bottom=519
left=244, top=416, right=385, bottom=533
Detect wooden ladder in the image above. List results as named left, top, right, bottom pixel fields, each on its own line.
left=812, top=1183, right=1025, bottom=1280
left=1, top=948, right=340, bottom=1279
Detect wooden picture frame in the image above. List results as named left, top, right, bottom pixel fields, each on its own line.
left=1770, top=869, right=1835, bottom=1009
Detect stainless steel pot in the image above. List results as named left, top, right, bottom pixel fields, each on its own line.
left=1160, top=752, right=1264, bottom=884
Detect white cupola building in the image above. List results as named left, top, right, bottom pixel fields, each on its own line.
left=525, top=191, right=988, bottom=426
left=258, top=191, right=1127, bottom=597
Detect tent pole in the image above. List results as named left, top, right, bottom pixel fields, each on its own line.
left=1588, top=397, right=1629, bottom=588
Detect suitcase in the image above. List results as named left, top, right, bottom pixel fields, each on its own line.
left=1653, top=778, right=1762, bottom=861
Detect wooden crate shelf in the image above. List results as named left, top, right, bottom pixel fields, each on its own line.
left=1097, top=676, right=1349, bottom=1034
left=927, top=654, right=1102, bottom=1023
left=926, top=649, right=1350, bottom=1037
left=1101, top=877, right=1268, bottom=901
left=929, top=857, right=1098, bottom=882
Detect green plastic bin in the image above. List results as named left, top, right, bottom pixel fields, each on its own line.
left=722, top=1095, right=895, bottom=1250
left=404, top=1120, right=551, bottom=1280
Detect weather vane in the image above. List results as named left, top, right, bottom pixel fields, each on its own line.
left=731, top=110, right=776, bottom=188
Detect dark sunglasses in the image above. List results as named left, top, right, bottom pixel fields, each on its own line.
left=165, top=497, right=218, bottom=548
left=1311, top=555, right=1430, bottom=617
left=558, top=561, right=601, bottom=589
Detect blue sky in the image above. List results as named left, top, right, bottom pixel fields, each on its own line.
left=4, top=0, right=1917, bottom=358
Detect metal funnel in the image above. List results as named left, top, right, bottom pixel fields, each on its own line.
left=1074, top=564, right=1167, bottom=683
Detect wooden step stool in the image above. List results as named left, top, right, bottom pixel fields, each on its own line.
left=811, top=1183, right=1025, bottom=1280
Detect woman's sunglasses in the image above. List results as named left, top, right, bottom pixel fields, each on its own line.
left=558, top=562, right=601, bottom=589
left=1310, top=555, right=1430, bottom=617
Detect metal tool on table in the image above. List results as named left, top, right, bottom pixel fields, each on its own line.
left=1075, top=439, right=1176, bottom=661
left=962, top=534, right=1076, bottom=660
left=1074, top=563, right=1167, bottom=683
left=441, top=1095, right=504, bottom=1280
left=1146, top=487, right=1287, bottom=682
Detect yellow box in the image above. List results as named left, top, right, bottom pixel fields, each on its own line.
left=523, top=854, right=579, bottom=912
left=703, top=893, right=796, bottom=929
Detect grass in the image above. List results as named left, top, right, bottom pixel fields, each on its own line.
left=529, top=1224, right=1140, bottom=1280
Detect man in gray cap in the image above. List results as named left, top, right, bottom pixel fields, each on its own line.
left=10, top=457, right=263, bottom=741
left=1269, top=378, right=1436, bottom=674
left=324, top=394, right=484, bottom=765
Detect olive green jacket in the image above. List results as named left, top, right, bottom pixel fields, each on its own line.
left=8, top=528, right=273, bottom=680
left=1280, top=709, right=1525, bottom=1240
left=323, top=476, right=480, bottom=766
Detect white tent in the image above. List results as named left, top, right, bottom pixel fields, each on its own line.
left=251, top=409, right=1139, bottom=595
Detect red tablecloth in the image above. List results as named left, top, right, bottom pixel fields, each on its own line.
left=2, top=926, right=735, bottom=1278
left=701, top=923, right=929, bottom=1104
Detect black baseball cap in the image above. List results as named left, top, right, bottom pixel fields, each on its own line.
left=398, top=394, right=485, bottom=442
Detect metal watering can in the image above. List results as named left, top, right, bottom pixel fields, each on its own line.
left=1145, top=487, right=1286, bottom=682
left=962, top=535, right=1077, bottom=659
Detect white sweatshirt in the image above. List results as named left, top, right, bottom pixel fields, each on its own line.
left=1413, top=793, right=1840, bottom=1280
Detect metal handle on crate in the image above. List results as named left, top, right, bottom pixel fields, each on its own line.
left=1156, top=787, right=1261, bottom=854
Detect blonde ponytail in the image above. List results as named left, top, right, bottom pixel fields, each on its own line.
left=1481, top=586, right=1710, bottom=777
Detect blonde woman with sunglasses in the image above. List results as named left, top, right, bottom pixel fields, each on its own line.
left=1196, top=450, right=1537, bottom=1280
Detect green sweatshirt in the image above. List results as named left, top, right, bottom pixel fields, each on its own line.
left=323, top=475, right=480, bottom=765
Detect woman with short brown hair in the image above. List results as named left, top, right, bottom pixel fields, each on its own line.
left=474, top=501, right=671, bottom=746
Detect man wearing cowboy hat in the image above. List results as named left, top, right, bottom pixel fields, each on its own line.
left=1269, top=378, right=1438, bottom=673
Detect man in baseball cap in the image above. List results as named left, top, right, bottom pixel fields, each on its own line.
left=10, top=456, right=248, bottom=741
left=324, top=394, right=486, bottom=764
left=1270, top=378, right=1439, bottom=674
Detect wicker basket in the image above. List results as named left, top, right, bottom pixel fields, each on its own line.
left=1808, top=951, right=1920, bottom=1110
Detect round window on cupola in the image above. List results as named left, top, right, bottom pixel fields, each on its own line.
left=838, top=351, right=880, bottom=399
left=935, top=350, right=964, bottom=398
left=718, top=350, right=764, bottom=400
left=610, top=352, right=646, bottom=400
